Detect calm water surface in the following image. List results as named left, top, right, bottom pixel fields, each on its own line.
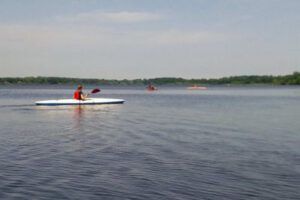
left=0, top=86, right=299, bottom=199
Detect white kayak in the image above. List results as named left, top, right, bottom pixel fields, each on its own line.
left=35, top=98, right=125, bottom=106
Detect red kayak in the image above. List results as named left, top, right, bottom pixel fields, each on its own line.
left=146, top=85, right=157, bottom=91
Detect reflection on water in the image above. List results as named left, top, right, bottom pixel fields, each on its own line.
left=71, top=104, right=123, bottom=128
left=72, top=106, right=84, bottom=129
left=73, top=105, right=83, bottom=118
left=34, top=104, right=124, bottom=130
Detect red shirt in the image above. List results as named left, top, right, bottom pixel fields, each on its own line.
left=73, top=90, right=82, bottom=100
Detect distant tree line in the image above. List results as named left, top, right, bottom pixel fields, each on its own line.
left=0, top=72, right=300, bottom=86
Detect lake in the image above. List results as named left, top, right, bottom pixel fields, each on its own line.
left=0, top=86, right=299, bottom=199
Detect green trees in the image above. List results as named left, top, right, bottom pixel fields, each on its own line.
left=0, top=72, right=300, bottom=85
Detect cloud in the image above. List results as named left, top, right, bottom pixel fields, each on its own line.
left=56, top=10, right=163, bottom=23
left=0, top=10, right=225, bottom=50
left=0, top=23, right=228, bottom=50
left=143, top=30, right=227, bottom=45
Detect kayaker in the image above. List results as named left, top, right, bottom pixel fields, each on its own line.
left=73, top=85, right=87, bottom=100
left=146, top=83, right=156, bottom=91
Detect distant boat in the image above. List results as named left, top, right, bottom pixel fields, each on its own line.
left=146, top=84, right=157, bottom=91
left=187, top=84, right=207, bottom=90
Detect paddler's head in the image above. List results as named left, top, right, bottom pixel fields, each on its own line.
left=77, top=85, right=83, bottom=91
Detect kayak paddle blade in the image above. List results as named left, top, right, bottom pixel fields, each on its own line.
left=91, top=88, right=101, bottom=94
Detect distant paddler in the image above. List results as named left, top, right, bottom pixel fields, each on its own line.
left=146, top=83, right=157, bottom=91
left=187, top=84, right=207, bottom=90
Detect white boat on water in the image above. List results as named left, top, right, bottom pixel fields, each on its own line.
left=187, top=84, right=207, bottom=90
left=35, top=98, right=125, bottom=106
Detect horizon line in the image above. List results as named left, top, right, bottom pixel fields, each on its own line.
left=0, top=71, right=299, bottom=80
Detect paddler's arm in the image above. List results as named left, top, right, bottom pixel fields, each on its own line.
left=80, top=93, right=88, bottom=100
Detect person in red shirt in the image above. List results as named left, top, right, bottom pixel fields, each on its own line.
left=73, top=85, right=87, bottom=100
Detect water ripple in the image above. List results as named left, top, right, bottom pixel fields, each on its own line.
left=0, top=87, right=300, bottom=199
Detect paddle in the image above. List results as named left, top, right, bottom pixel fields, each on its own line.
left=85, top=88, right=101, bottom=98
left=90, top=88, right=100, bottom=94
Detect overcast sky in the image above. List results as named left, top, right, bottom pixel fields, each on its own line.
left=0, top=0, right=299, bottom=79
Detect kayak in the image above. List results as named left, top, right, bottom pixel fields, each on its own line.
left=146, top=88, right=157, bottom=91
left=187, top=86, right=207, bottom=90
left=35, top=98, right=125, bottom=106
left=146, top=85, right=157, bottom=91
left=187, top=84, right=207, bottom=90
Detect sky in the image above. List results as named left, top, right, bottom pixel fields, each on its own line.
left=0, top=0, right=299, bottom=79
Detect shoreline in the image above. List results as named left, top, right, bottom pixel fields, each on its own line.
left=0, top=84, right=299, bottom=89
left=0, top=72, right=300, bottom=86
